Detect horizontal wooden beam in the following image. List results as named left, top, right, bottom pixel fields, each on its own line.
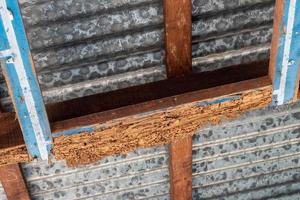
left=47, top=60, right=268, bottom=124
left=0, top=76, right=272, bottom=166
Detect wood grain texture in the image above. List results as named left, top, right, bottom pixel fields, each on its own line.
left=169, top=137, right=192, bottom=200
left=53, top=82, right=272, bottom=166
left=163, top=0, right=192, bottom=198
left=47, top=60, right=268, bottom=124
left=269, top=0, right=283, bottom=82
left=163, top=0, right=192, bottom=77
left=0, top=77, right=272, bottom=166
left=0, top=164, right=30, bottom=200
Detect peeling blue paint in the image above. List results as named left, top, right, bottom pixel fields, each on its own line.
left=194, top=96, right=241, bottom=107
left=0, top=0, right=52, bottom=159
left=272, top=0, right=300, bottom=105
left=53, top=126, right=95, bottom=137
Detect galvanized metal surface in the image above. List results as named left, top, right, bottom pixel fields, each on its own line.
left=192, top=101, right=300, bottom=199
left=0, top=182, right=7, bottom=200
left=21, top=146, right=170, bottom=200
left=0, top=0, right=274, bottom=111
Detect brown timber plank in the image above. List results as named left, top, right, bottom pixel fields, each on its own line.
left=0, top=164, right=30, bottom=200
left=164, top=0, right=192, bottom=77
left=47, top=60, right=268, bottom=123
left=163, top=0, right=192, bottom=198
left=0, top=77, right=272, bottom=166
left=269, top=0, right=283, bottom=82
left=169, top=137, right=192, bottom=200
left=269, top=0, right=299, bottom=100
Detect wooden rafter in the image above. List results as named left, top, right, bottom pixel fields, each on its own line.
left=163, top=0, right=192, bottom=198
left=0, top=164, right=30, bottom=200
left=0, top=77, right=272, bottom=166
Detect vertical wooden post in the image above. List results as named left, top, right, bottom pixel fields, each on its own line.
left=164, top=0, right=192, bottom=78
left=163, top=0, right=192, bottom=199
left=0, top=164, right=30, bottom=200
left=169, top=137, right=192, bottom=200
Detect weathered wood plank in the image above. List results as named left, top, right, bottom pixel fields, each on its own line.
left=52, top=78, right=271, bottom=166
left=47, top=60, right=268, bottom=124
left=269, top=0, right=300, bottom=104
left=0, top=0, right=52, bottom=160
left=269, top=0, right=283, bottom=82
left=0, top=164, right=30, bottom=200
left=163, top=0, right=192, bottom=77
left=0, top=77, right=271, bottom=166
left=169, top=137, right=192, bottom=200
left=163, top=0, right=192, bottom=198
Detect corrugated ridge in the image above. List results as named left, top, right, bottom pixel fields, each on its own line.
left=21, top=146, right=170, bottom=200
left=192, top=102, right=300, bottom=199
left=0, top=0, right=275, bottom=111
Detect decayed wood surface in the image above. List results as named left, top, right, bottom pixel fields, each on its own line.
left=0, top=77, right=272, bottom=166
left=0, top=164, right=31, bottom=200
left=53, top=85, right=272, bottom=166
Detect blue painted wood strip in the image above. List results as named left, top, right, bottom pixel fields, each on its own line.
left=273, top=0, right=300, bottom=105
left=53, top=127, right=95, bottom=137
left=0, top=0, right=52, bottom=160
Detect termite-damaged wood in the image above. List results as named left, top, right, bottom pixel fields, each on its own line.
left=0, top=145, right=31, bottom=166
left=0, top=77, right=272, bottom=166
left=53, top=86, right=272, bottom=166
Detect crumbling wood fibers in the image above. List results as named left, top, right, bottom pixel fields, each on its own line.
left=53, top=86, right=272, bottom=166
left=0, top=145, right=31, bottom=165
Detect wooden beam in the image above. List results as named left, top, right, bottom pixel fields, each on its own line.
left=269, top=0, right=283, bottom=82
left=47, top=60, right=268, bottom=124
left=0, top=77, right=272, bottom=166
left=164, top=0, right=192, bottom=77
left=0, top=164, right=30, bottom=200
left=163, top=0, right=192, bottom=198
left=169, top=137, right=192, bottom=200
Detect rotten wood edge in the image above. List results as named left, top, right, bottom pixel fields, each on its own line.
left=0, top=76, right=272, bottom=166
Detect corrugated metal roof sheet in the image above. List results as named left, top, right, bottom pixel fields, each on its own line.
left=21, top=146, right=170, bottom=200
left=0, top=0, right=274, bottom=111
left=192, top=102, right=300, bottom=199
